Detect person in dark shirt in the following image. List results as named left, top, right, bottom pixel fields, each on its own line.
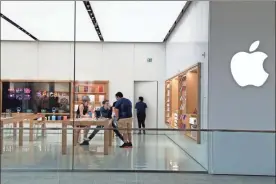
left=114, top=92, right=133, bottom=148
left=135, top=96, right=147, bottom=134
left=76, top=96, right=91, bottom=142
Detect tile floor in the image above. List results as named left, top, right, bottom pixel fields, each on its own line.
left=1, top=172, right=275, bottom=184
left=1, top=124, right=206, bottom=172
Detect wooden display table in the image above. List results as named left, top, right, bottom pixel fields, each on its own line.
left=0, top=113, right=41, bottom=154
left=32, top=118, right=112, bottom=155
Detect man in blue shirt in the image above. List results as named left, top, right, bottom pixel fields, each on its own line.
left=135, top=96, right=147, bottom=134
left=114, top=92, right=133, bottom=148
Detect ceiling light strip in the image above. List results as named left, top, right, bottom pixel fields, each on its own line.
left=163, top=1, right=192, bottom=42
left=0, top=13, right=39, bottom=41
left=83, top=1, right=104, bottom=41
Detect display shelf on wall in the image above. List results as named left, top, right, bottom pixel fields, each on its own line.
left=165, top=63, right=201, bottom=144
left=71, top=81, right=109, bottom=115
left=165, top=77, right=179, bottom=129
left=0, top=80, right=71, bottom=114
left=165, top=80, right=172, bottom=126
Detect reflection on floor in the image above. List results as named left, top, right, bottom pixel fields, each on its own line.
left=1, top=172, right=275, bottom=184
left=1, top=125, right=206, bottom=172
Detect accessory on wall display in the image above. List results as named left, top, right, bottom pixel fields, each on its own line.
left=52, top=107, right=56, bottom=113
left=24, top=94, right=31, bottom=100
left=98, top=85, right=104, bottom=93
left=84, top=86, right=88, bottom=92
left=36, top=91, right=42, bottom=97
left=8, top=94, right=15, bottom=99
left=16, top=88, right=23, bottom=93
left=59, top=97, right=69, bottom=111
left=24, top=88, right=31, bottom=93
left=26, top=109, right=32, bottom=113
left=99, top=95, right=105, bottom=103
left=16, top=95, right=23, bottom=100
left=52, top=115, right=56, bottom=121
left=89, top=95, right=95, bottom=102
left=189, top=117, right=197, bottom=125
left=16, top=107, right=21, bottom=113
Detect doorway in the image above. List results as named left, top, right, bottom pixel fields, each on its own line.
left=134, top=81, right=158, bottom=134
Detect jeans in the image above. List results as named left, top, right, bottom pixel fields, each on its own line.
left=88, top=125, right=103, bottom=140
left=87, top=120, right=124, bottom=142
left=137, top=113, right=146, bottom=129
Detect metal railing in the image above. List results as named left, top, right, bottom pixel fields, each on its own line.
left=1, top=127, right=275, bottom=133
left=0, top=127, right=274, bottom=173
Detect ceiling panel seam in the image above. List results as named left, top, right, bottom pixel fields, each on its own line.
left=0, top=13, right=39, bottom=41
left=163, top=1, right=191, bottom=42
left=83, top=1, right=104, bottom=41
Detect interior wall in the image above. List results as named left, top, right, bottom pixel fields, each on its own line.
left=1, top=41, right=165, bottom=127
left=165, top=1, right=209, bottom=170
left=208, top=1, right=275, bottom=175
left=134, top=81, right=158, bottom=131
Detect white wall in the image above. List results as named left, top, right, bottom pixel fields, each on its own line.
left=1, top=41, right=165, bottom=126
left=165, top=1, right=209, bottom=170
left=208, top=2, right=275, bottom=175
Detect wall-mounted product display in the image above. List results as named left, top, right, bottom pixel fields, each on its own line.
left=165, top=81, right=172, bottom=125
left=173, top=111, right=178, bottom=128
left=0, top=80, right=109, bottom=119
left=71, top=81, right=109, bottom=114
left=165, top=77, right=179, bottom=128
left=1, top=80, right=71, bottom=114
left=165, top=63, right=201, bottom=143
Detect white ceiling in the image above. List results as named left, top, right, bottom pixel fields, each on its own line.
left=0, top=1, right=186, bottom=42
left=1, top=17, right=33, bottom=41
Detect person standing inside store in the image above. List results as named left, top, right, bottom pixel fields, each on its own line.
left=111, top=101, right=124, bottom=141
left=75, top=96, right=91, bottom=143
left=80, top=100, right=125, bottom=145
left=135, top=96, right=147, bottom=134
left=114, top=92, right=133, bottom=148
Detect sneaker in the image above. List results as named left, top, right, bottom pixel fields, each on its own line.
left=80, top=140, right=89, bottom=146
left=143, top=131, right=146, bottom=134
left=138, top=131, right=141, bottom=134
left=119, top=142, right=129, bottom=148
left=127, top=142, right=133, bottom=147
left=119, top=142, right=133, bottom=148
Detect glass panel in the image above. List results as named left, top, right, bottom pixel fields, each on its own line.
left=0, top=1, right=75, bottom=170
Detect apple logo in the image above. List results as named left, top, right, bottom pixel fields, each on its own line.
left=230, top=40, right=269, bottom=87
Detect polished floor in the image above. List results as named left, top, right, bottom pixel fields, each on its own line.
left=1, top=123, right=206, bottom=171
left=1, top=172, right=275, bottom=184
